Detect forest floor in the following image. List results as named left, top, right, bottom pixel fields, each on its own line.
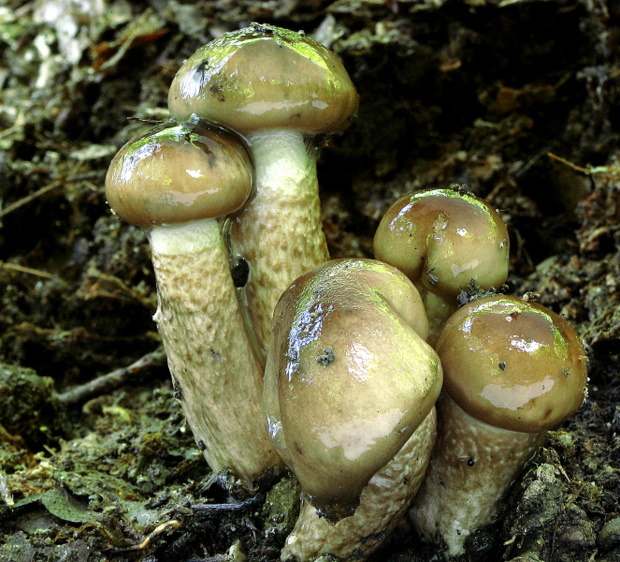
left=0, top=0, right=619, bottom=561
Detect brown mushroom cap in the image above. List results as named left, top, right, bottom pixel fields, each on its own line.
left=373, top=189, right=509, bottom=298
left=168, top=23, right=359, bottom=135
left=264, top=258, right=442, bottom=519
left=105, top=123, right=253, bottom=227
left=436, top=295, right=588, bottom=433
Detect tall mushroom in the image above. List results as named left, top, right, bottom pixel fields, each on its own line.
left=410, top=295, right=588, bottom=557
left=105, top=122, right=281, bottom=482
left=373, top=188, right=510, bottom=344
left=168, top=23, right=359, bottom=354
left=264, top=258, right=442, bottom=560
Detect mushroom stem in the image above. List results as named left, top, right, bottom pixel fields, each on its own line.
left=282, top=407, right=437, bottom=562
left=410, top=394, right=542, bottom=557
left=150, top=218, right=280, bottom=482
left=417, top=290, right=456, bottom=343
left=409, top=295, right=588, bottom=557
left=105, top=122, right=283, bottom=482
left=230, top=129, right=329, bottom=355
left=167, top=24, right=358, bottom=354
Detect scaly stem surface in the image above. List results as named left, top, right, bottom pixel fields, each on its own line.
left=410, top=394, right=543, bottom=557
left=230, top=129, right=330, bottom=356
left=150, top=219, right=281, bottom=482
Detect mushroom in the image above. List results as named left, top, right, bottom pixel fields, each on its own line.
left=409, top=295, right=588, bottom=557
left=105, top=121, right=281, bottom=482
left=168, top=23, right=359, bottom=354
left=263, top=258, right=442, bottom=560
left=373, top=188, right=510, bottom=344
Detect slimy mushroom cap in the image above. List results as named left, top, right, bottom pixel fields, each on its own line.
left=436, top=295, right=588, bottom=433
left=105, top=123, right=253, bottom=227
left=264, top=259, right=441, bottom=519
left=373, top=188, right=509, bottom=298
left=168, top=23, right=359, bottom=134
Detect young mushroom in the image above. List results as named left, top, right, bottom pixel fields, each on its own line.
left=409, top=295, right=588, bottom=557
left=263, top=258, right=442, bottom=560
left=168, top=23, right=359, bottom=354
left=373, top=188, right=510, bottom=344
left=105, top=122, right=281, bottom=482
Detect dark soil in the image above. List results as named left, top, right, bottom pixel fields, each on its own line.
left=0, top=1, right=618, bottom=561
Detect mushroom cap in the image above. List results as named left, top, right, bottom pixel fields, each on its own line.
left=105, top=122, right=253, bottom=227
left=263, top=258, right=442, bottom=519
left=373, top=188, right=509, bottom=298
left=436, top=295, right=588, bottom=433
left=168, top=23, right=359, bottom=134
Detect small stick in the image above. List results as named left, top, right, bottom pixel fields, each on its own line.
left=0, top=181, right=63, bottom=220
left=190, top=497, right=260, bottom=514
left=548, top=152, right=620, bottom=177
left=0, top=261, right=55, bottom=279
left=57, top=346, right=167, bottom=407
left=0, top=172, right=100, bottom=220
left=126, top=520, right=182, bottom=551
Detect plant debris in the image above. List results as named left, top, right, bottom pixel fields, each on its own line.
left=1, top=0, right=618, bottom=560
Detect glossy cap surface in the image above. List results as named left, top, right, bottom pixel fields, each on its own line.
left=105, top=123, right=253, bottom=227
left=436, top=295, right=588, bottom=433
left=373, top=189, right=509, bottom=298
left=263, top=258, right=442, bottom=520
left=168, top=23, right=359, bottom=134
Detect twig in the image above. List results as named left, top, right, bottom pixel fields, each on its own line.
left=190, top=497, right=260, bottom=514
left=0, top=172, right=100, bottom=220
left=0, top=180, right=63, bottom=220
left=125, top=520, right=182, bottom=551
left=57, top=346, right=167, bottom=406
left=0, top=471, right=13, bottom=508
left=0, top=261, right=55, bottom=279
left=548, top=152, right=620, bottom=177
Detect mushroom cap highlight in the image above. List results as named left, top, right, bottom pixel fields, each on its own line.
left=436, top=295, right=588, bottom=433
left=264, top=258, right=442, bottom=519
left=168, top=23, right=359, bottom=134
left=373, top=188, right=510, bottom=298
left=105, top=123, right=253, bottom=227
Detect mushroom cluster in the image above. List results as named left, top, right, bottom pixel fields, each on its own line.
left=105, top=23, right=358, bottom=484
left=168, top=23, right=359, bottom=357
left=104, top=22, right=588, bottom=562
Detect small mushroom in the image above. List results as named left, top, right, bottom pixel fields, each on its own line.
left=263, top=258, right=442, bottom=560
left=373, top=188, right=510, bottom=344
left=410, top=295, right=588, bottom=557
left=168, top=23, right=359, bottom=354
left=105, top=122, right=280, bottom=482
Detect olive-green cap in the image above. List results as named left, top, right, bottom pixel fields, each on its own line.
left=105, top=123, right=253, bottom=227
left=168, top=23, right=359, bottom=134
left=374, top=188, right=510, bottom=298
left=263, top=258, right=441, bottom=521
left=436, top=295, right=588, bottom=433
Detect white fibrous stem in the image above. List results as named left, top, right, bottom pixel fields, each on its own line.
left=281, top=408, right=437, bottom=562
left=150, top=219, right=281, bottom=482
left=410, top=394, right=543, bottom=557
left=230, top=129, right=330, bottom=356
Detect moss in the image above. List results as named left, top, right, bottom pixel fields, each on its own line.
left=261, top=473, right=301, bottom=543
left=0, top=363, right=69, bottom=450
